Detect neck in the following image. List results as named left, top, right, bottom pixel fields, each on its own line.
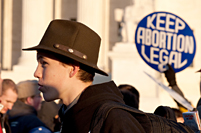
left=61, top=81, right=92, bottom=106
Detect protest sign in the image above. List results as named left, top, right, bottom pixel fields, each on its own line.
left=183, top=111, right=201, bottom=131
left=135, top=12, right=196, bottom=73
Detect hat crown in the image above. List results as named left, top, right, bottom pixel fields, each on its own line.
left=39, top=20, right=100, bottom=66
left=23, top=19, right=108, bottom=76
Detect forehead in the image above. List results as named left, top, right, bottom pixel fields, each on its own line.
left=37, top=50, right=75, bottom=66
left=37, top=51, right=58, bottom=61
left=1, top=89, right=17, bottom=100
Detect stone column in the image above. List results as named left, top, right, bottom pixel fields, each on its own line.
left=2, top=0, right=13, bottom=70
left=54, top=0, right=62, bottom=19
left=77, top=0, right=109, bottom=73
left=2, top=0, right=54, bottom=83
left=20, top=0, right=53, bottom=65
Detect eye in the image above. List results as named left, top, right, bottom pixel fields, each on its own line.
left=39, top=59, right=48, bottom=68
left=42, top=61, right=48, bottom=67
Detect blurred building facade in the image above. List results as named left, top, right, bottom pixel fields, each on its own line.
left=0, top=0, right=201, bottom=112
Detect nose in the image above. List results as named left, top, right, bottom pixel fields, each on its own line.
left=8, top=103, right=13, bottom=110
left=34, top=65, right=42, bottom=79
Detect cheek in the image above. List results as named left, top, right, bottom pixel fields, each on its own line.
left=35, top=98, right=41, bottom=104
left=34, top=98, right=42, bottom=109
left=2, top=103, right=7, bottom=110
left=1, top=100, right=6, bottom=107
left=47, top=68, right=68, bottom=87
left=42, top=68, right=57, bottom=86
left=43, top=66, right=65, bottom=80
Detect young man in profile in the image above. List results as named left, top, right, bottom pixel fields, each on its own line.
left=23, top=20, right=194, bottom=133
left=23, top=20, right=145, bottom=133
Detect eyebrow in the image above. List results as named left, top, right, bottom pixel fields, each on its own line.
left=7, top=99, right=15, bottom=103
left=37, top=55, right=44, bottom=61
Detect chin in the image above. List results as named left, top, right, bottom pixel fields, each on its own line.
left=44, top=98, right=54, bottom=102
left=1, top=110, right=6, bottom=114
left=43, top=94, right=57, bottom=102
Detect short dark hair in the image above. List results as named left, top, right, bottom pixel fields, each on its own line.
left=18, top=95, right=35, bottom=103
left=2, top=79, right=18, bottom=95
left=118, top=84, right=139, bottom=97
left=118, top=84, right=139, bottom=109
left=172, top=108, right=183, bottom=118
left=18, top=97, right=27, bottom=103
left=77, top=64, right=95, bottom=82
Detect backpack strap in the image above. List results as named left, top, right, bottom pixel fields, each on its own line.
left=89, top=102, right=194, bottom=133
left=89, top=102, right=152, bottom=133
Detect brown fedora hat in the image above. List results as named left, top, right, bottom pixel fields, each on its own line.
left=23, top=19, right=108, bottom=76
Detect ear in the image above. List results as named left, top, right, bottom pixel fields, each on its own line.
left=26, top=97, right=33, bottom=106
left=69, top=63, right=80, bottom=78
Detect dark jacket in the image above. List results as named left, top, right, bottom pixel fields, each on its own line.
left=8, top=100, right=52, bottom=133
left=59, top=81, right=145, bottom=133
left=0, top=113, right=11, bottom=133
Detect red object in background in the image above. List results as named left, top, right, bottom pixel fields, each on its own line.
left=0, top=92, right=2, bottom=133
left=0, top=124, right=3, bottom=133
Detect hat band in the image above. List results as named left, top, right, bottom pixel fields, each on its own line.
left=53, top=44, right=87, bottom=60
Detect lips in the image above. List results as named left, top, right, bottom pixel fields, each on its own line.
left=38, top=84, right=43, bottom=91
left=38, top=86, right=42, bottom=91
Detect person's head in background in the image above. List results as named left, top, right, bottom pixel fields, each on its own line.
left=197, top=68, right=201, bottom=90
left=154, top=106, right=177, bottom=121
left=17, top=80, right=42, bottom=111
left=118, top=84, right=139, bottom=109
left=172, top=108, right=184, bottom=123
left=37, top=101, right=61, bottom=132
left=196, top=68, right=201, bottom=107
left=0, top=74, right=2, bottom=96
left=0, top=79, right=18, bottom=114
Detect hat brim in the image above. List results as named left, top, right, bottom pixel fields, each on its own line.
left=23, top=45, right=108, bottom=76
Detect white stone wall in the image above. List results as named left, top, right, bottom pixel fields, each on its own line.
left=0, top=0, right=200, bottom=112
left=109, top=0, right=201, bottom=112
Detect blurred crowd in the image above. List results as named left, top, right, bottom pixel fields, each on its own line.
left=0, top=79, right=61, bottom=133
left=0, top=64, right=200, bottom=133
left=0, top=19, right=200, bottom=133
